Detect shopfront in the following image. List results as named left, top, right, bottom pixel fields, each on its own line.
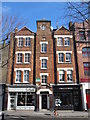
left=53, top=85, right=82, bottom=111
left=7, top=85, right=36, bottom=110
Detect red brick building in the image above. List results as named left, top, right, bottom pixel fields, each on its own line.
left=6, top=19, right=82, bottom=111
left=71, top=20, right=90, bottom=111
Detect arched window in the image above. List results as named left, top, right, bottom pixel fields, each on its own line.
left=82, top=47, right=90, bottom=57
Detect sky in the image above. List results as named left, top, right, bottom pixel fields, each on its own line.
left=2, top=2, right=72, bottom=32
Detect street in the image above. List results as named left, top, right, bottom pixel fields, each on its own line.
left=3, top=115, right=89, bottom=120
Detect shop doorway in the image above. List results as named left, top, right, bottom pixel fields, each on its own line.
left=42, top=95, right=47, bottom=109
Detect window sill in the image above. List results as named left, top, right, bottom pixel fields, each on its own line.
left=24, top=62, right=30, bottom=64
left=58, top=62, right=72, bottom=64
left=64, top=45, right=70, bottom=47
left=16, top=62, right=22, bottom=64
left=23, top=82, right=29, bottom=83
left=41, top=68, right=47, bottom=70
left=40, top=52, right=47, bottom=53
left=57, top=45, right=63, bottom=46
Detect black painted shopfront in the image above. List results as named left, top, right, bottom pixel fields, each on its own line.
left=53, top=85, right=82, bottom=111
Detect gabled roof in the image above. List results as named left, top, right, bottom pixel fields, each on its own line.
left=15, top=26, right=34, bottom=36
left=54, top=26, right=72, bottom=35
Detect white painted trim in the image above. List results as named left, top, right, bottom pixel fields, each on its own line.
left=40, top=57, right=48, bottom=60
left=14, top=68, right=31, bottom=71
left=15, top=36, right=34, bottom=39
left=56, top=51, right=72, bottom=54
left=54, top=35, right=72, bottom=38
left=16, top=51, right=31, bottom=54
left=40, top=42, right=48, bottom=44
left=57, top=68, right=73, bottom=71
left=8, top=87, right=35, bottom=92
left=37, top=89, right=53, bottom=95
left=77, top=51, right=82, bottom=53
left=40, top=73, right=48, bottom=76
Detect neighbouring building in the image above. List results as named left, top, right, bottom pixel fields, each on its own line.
left=70, top=20, right=90, bottom=111
left=6, top=19, right=83, bottom=111
left=0, top=42, right=9, bottom=111
left=53, top=26, right=81, bottom=110
left=7, top=27, right=36, bottom=110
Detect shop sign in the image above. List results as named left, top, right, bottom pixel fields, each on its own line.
left=26, top=88, right=35, bottom=92
left=36, top=78, right=40, bottom=82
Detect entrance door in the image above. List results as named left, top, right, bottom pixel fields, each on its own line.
left=42, top=95, right=47, bottom=109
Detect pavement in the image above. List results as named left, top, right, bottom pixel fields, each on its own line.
left=2, top=110, right=90, bottom=118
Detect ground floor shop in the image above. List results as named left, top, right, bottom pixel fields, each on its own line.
left=81, top=83, right=90, bottom=111
left=7, top=85, right=36, bottom=110
left=53, top=85, right=82, bottom=111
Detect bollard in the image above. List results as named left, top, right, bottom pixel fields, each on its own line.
left=1, top=113, right=4, bottom=120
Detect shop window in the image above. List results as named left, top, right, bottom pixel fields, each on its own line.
left=17, top=92, right=35, bottom=106
left=57, top=37, right=63, bottom=46
left=41, top=43, right=47, bottom=53
left=83, top=62, right=90, bottom=76
left=82, top=47, right=90, bottom=57
left=24, top=70, right=29, bottom=82
left=66, top=53, right=71, bottom=62
left=41, top=75, right=47, bottom=84
left=25, top=37, right=31, bottom=47
left=79, top=31, right=85, bottom=40
left=18, top=37, right=23, bottom=47
left=58, top=53, right=64, bottom=63
left=24, top=53, right=30, bottom=63
left=67, top=70, right=73, bottom=81
left=59, top=70, right=65, bottom=82
left=17, top=53, right=22, bottom=63
left=16, top=70, right=21, bottom=82
left=64, top=37, right=70, bottom=46
left=41, top=59, right=47, bottom=69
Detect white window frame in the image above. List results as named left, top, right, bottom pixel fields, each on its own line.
left=23, top=70, right=29, bottom=83
left=41, top=75, right=47, bottom=85
left=41, top=43, right=47, bottom=53
left=24, top=53, right=30, bottom=63
left=64, top=37, right=70, bottom=46
left=57, top=37, right=63, bottom=46
left=25, top=37, right=31, bottom=47
left=66, top=53, right=71, bottom=63
left=59, top=70, right=65, bottom=82
left=41, top=59, right=47, bottom=69
left=17, top=53, right=22, bottom=63
left=18, top=37, right=23, bottom=47
left=16, top=70, right=21, bottom=83
left=67, top=70, right=73, bottom=82
left=58, top=53, right=64, bottom=63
